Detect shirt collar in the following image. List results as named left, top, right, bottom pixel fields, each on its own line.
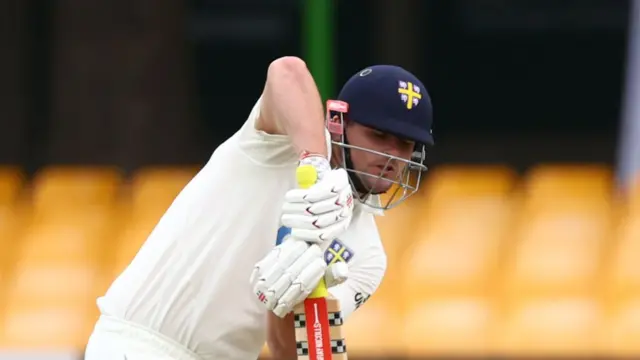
left=357, top=195, right=385, bottom=216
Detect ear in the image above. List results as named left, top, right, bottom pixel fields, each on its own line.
left=328, top=114, right=347, bottom=142
left=330, top=130, right=342, bottom=142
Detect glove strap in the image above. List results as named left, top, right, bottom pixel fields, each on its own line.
left=299, top=151, right=331, bottom=180
left=299, top=150, right=326, bottom=160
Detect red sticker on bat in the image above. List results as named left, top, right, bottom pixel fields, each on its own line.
left=304, top=298, right=332, bottom=360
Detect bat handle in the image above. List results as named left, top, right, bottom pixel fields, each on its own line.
left=296, top=165, right=330, bottom=299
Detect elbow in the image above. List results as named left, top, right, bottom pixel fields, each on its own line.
left=259, top=56, right=312, bottom=134
left=268, top=56, right=308, bottom=77
left=266, top=56, right=310, bottom=92
left=267, top=56, right=313, bottom=93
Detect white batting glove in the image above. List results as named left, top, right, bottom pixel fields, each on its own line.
left=281, top=155, right=355, bottom=244
left=250, top=239, right=348, bottom=318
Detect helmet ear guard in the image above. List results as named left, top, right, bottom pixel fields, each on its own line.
left=326, top=100, right=348, bottom=136
left=324, top=100, right=429, bottom=210
left=410, top=144, right=428, bottom=170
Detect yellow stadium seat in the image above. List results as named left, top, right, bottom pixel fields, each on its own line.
left=0, top=201, right=22, bottom=238
left=0, top=167, right=24, bottom=245
left=18, top=211, right=111, bottom=263
left=0, top=204, right=20, bottom=266
left=4, top=211, right=110, bottom=340
left=31, top=166, right=123, bottom=215
left=375, top=188, right=422, bottom=273
left=403, top=297, right=496, bottom=357
left=404, top=195, right=512, bottom=297
left=0, top=166, right=23, bottom=204
left=395, top=180, right=513, bottom=357
left=110, top=220, right=155, bottom=278
left=606, top=298, right=640, bottom=356
left=421, top=165, right=516, bottom=205
left=504, top=208, right=609, bottom=298
left=11, top=216, right=106, bottom=298
left=628, top=177, right=640, bottom=215
left=130, top=166, right=199, bottom=216
left=498, top=297, right=603, bottom=356
left=107, top=205, right=182, bottom=286
left=407, top=165, right=515, bottom=289
left=0, top=301, right=94, bottom=350
left=609, top=216, right=640, bottom=300
left=524, top=164, right=612, bottom=194
left=599, top=213, right=640, bottom=356
left=342, top=289, right=404, bottom=357
left=0, top=191, right=24, bottom=324
left=522, top=164, right=612, bottom=212
left=2, top=231, right=100, bottom=350
left=1, top=214, right=104, bottom=350
left=7, top=260, right=98, bottom=305
left=497, top=182, right=610, bottom=357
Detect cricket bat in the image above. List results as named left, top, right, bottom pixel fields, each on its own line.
left=293, top=165, right=347, bottom=360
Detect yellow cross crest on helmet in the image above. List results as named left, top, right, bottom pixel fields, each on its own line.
left=398, top=81, right=422, bottom=110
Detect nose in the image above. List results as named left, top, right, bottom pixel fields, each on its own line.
left=382, top=142, right=402, bottom=158
left=380, top=148, right=400, bottom=170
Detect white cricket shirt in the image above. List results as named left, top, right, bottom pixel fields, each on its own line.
left=96, top=98, right=387, bottom=360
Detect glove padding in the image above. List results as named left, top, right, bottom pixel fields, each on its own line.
left=250, top=239, right=348, bottom=318
left=281, top=167, right=354, bottom=243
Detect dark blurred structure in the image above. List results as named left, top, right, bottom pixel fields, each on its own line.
left=0, top=0, right=629, bottom=173
left=1, top=0, right=204, bottom=172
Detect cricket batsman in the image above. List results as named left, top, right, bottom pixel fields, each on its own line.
left=84, top=56, right=434, bottom=359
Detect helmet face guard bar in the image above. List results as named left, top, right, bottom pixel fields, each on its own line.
left=325, top=100, right=429, bottom=210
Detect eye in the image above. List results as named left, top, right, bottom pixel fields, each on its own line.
left=372, top=130, right=386, bottom=138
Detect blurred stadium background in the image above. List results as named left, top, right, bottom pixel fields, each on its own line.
left=1, top=0, right=639, bottom=359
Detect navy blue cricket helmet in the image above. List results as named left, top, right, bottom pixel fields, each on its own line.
left=337, top=65, right=434, bottom=146
left=326, top=65, right=434, bottom=210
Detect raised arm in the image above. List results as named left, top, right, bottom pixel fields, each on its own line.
left=256, top=56, right=328, bottom=158
left=257, top=56, right=338, bottom=358
left=258, top=56, right=327, bottom=360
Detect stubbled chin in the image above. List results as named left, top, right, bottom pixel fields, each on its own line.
left=366, top=180, right=393, bottom=194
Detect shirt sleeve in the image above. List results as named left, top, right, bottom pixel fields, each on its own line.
left=236, top=97, right=299, bottom=166
left=236, top=97, right=333, bottom=167
left=327, top=240, right=387, bottom=321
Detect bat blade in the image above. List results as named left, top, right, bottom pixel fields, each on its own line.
left=294, top=297, right=347, bottom=360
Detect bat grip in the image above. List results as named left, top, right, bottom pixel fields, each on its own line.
left=296, top=165, right=330, bottom=299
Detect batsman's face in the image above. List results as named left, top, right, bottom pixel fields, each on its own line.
left=346, top=122, right=415, bottom=193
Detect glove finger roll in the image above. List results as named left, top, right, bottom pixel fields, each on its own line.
left=273, top=258, right=326, bottom=317
left=281, top=197, right=341, bottom=216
